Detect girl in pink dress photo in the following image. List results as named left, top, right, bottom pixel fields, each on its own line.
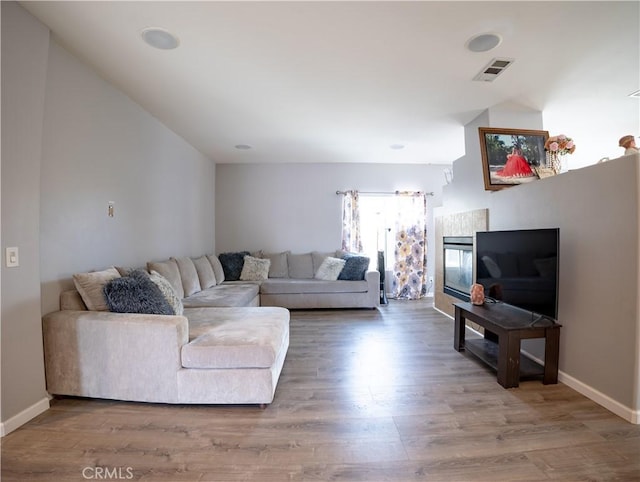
left=496, top=147, right=534, bottom=178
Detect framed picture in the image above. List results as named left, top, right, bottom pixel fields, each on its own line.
left=478, top=127, right=549, bottom=190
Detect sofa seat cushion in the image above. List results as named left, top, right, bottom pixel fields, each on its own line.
left=182, top=307, right=289, bottom=369
left=260, top=278, right=368, bottom=295
left=182, top=283, right=259, bottom=308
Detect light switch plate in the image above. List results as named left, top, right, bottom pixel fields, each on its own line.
left=6, top=247, right=19, bottom=267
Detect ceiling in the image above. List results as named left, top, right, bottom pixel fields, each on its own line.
left=21, top=1, right=640, bottom=165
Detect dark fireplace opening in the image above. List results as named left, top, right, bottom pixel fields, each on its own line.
left=443, top=236, right=473, bottom=301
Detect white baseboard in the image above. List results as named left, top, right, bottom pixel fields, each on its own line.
left=521, top=350, right=639, bottom=424
left=441, top=309, right=639, bottom=424
left=560, top=372, right=639, bottom=424
left=1, top=397, right=50, bottom=437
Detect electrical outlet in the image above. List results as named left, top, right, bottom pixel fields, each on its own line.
left=428, top=276, right=434, bottom=285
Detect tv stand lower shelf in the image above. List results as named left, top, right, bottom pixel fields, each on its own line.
left=454, top=301, right=561, bottom=388
left=465, top=339, right=544, bottom=380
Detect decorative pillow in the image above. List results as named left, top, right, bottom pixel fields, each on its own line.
left=192, top=255, right=217, bottom=289
left=172, top=256, right=201, bottom=297
left=207, top=254, right=225, bottom=284
left=73, top=267, right=121, bottom=311
left=262, top=251, right=290, bottom=278
left=338, top=255, right=370, bottom=281
left=218, top=251, right=250, bottom=281
left=103, top=270, right=174, bottom=315
left=147, top=259, right=184, bottom=299
left=149, top=270, right=184, bottom=315
left=240, top=255, right=271, bottom=281
left=314, top=257, right=346, bottom=281
left=288, top=253, right=314, bottom=279
left=481, top=255, right=502, bottom=278
left=312, top=251, right=335, bottom=275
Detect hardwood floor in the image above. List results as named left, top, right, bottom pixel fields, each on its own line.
left=2, top=300, right=639, bottom=481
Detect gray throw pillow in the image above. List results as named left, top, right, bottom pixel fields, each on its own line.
left=338, top=255, right=370, bottom=281
left=103, top=270, right=174, bottom=315
left=218, top=251, right=250, bottom=281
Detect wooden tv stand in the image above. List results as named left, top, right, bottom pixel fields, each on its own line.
left=454, top=301, right=561, bottom=388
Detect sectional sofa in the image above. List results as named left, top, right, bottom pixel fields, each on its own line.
left=42, top=250, right=379, bottom=405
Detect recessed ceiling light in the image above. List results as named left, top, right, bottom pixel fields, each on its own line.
left=235, top=144, right=252, bottom=150
left=466, top=33, right=502, bottom=53
left=141, top=28, right=179, bottom=50
left=390, top=144, right=405, bottom=150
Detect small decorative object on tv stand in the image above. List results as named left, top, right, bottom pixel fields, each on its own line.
left=470, top=283, right=485, bottom=305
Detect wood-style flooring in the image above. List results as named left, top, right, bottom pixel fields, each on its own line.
left=2, top=300, right=639, bottom=481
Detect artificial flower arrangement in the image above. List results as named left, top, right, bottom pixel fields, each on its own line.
left=545, top=134, right=576, bottom=155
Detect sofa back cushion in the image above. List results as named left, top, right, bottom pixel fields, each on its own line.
left=192, top=256, right=217, bottom=289
left=73, top=267, right=121, bottom=311
left=173, top=257, right=202, bottom=297
left=147, top=259, right=184, bottom=299
left=60, top=290, right=88, bottom=311
left=262, top=251, right=289, bottom=278
left=206, top=254, right=226, bottom=284
left=288, top=253, right=314, bottom=279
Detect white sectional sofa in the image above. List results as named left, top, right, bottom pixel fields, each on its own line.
left=42, top=249, right=378, bottom=406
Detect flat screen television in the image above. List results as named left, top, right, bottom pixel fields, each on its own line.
left=475, top=228, right=559, bottom=319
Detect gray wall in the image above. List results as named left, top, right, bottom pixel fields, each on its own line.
left=1, top=1, right=50, bottom=431
left=1, top=2, right=215, bottom=433
left=215, top=162, right=449, bottom=284
left=439, top=105, right=640, bottom=421
left=39, top=40, right=215, bottom=315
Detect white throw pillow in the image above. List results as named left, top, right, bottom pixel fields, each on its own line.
left=72, top=267, right=121, bottom=311
left=239, top=255, right=271, bottom=281
left=149, top=270, right=184, bottom=315
left=314, top=257, right=346, bottom=281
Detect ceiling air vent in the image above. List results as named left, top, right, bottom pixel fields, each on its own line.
left=473, top=58, right=514, bottom=82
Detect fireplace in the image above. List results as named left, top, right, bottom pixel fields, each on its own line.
left=443, top=236, right=473, bottom=301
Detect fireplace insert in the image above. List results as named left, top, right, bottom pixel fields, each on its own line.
left=443, top=236, right=473, bottom=301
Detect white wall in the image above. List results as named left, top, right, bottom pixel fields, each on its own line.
left=215, top=162, right=448, bottom=283
left=439, top=105, right=640, bottom=422
left=1, top=1, right=50, bottom=434
left=39, top=40, right=215, bottom=316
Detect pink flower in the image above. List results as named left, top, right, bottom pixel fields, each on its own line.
left=566, top=140, right=574, bottom=149
left=549, top=141, right=559, bottom=151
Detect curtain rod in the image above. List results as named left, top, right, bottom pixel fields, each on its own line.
left=336, top=190, right=434, bottom=196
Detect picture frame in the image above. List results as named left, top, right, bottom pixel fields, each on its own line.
left=478, top=127, right=549, bottom=191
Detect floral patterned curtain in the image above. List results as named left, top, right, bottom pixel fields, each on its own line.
left=390, top=192, right=428, bottom=300
left=341, top=190, right=363, bottom=253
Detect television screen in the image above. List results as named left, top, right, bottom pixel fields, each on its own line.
left=475, top=228, right=559, bottom=319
